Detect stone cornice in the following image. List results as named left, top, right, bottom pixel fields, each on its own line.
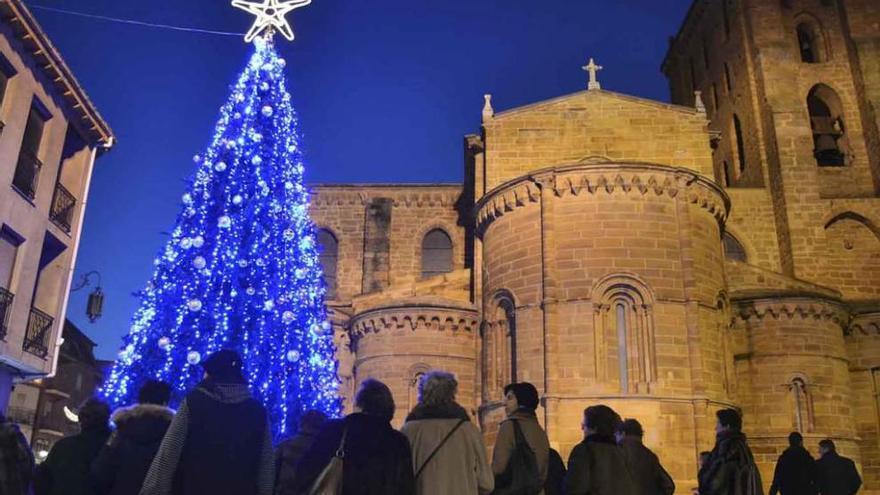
left=475, top=163, right=729, bottom=237
left=350, top=303, right=479, bottom=339
left=732, top=296, right=848, bottom=327
left=311, top=186, right=462, bottom=208
left=848, top=312, right=880, bottom=336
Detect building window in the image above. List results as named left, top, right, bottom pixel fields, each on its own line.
left=722, top=232, right=747, bottom=262
left=0, top=226, right=22, bottom=290
left=12, top=102, right=49, bottom=200
left=592, top=275, right=657, bottom=394
left=703, top=40, right=711, bottom=69
left=796, top=22, right=825, bottom=64
left=807, top=84, right=848, bottom=167
left=407, top=368, right=428, bottom=413
left=732, top=114, right=747, bottom=176
left=484, top=292, right=516, bottom=401
left=616, top=304, right=629, bottom=393
left=724, top=63, right=734, bottom=94
left=722, top=161, right=732, bottom=187
left=421, top=229, right=453, bottom=279
left=0, top=53, right=16, bottom=111
left=317, top=229, right=338, bottom=299
left=711, top=84, right=720, bottom=114
left=790, top=377, right=815, bottom=433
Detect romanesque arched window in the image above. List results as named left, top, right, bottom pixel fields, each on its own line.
left=790, top=376, right=815, bottom=433
left=722, top=232, right=747, bottom=262
left=317, top=229, right=338, bottom=299
left=732, top=114, right=747, bottom=176
left=723, top=161, right=732, bottom=187
left=796, top=20, right=826, bottom=64
left=483, top=292, right=516, bottom=401
left=592, top=276, right=656, bottom=394
left=421, top=229, right=453, bottom=279
left=808, top=84, right=848, bottom=167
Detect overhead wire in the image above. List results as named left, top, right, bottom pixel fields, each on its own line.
left=24, top=3, right=245, bottom=37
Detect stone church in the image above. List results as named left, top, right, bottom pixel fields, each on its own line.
left=309, top=0, right=880, bottom=491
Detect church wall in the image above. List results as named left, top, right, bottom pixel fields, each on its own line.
left=350, top=301, right=479, bottom=429
left=481, top=91, right=714, bottom=192
left=725, top=189, right=781, bottom=271
left=732, top=297, right=860, bottom=486
left=847, top=314, right=880, bottom=492
left=477, top=163, right=731, bottom=490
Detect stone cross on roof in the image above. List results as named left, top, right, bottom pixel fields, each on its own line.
left=582, top=58, right=603, bottom=90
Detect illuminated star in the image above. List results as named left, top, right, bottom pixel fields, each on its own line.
left=231, top=0, right=312, bottom=43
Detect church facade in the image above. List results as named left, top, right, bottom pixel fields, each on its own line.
left=310, top=0, right=880, bottom=491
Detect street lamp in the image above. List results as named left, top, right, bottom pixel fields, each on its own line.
left=71, top=271, right=104, bottom=323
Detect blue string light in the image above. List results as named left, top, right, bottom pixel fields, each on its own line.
left=100, top=37, right=342, bottom=441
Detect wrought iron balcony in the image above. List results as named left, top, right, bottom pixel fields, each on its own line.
left=50, top=183, right=76, bottom=232
left=0, top=287, right=13, bottom=340
left=6, top=406, right=35, bottom=426
left=12, top=150, right=42, bottom=200
left=23, top=307, right=53, bottom=358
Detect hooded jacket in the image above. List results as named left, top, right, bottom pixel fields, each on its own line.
left=402, top=402, right=494, bottom=495
left=564, top=433, right=638, bottom=495
left=91, top=403, right=174, bottom=495
left=699, top=431, right=763, bottom=495
left=139, top=379, right=274, bottom=495
left=274, top=421, right=322, bottom=494
left=0, top=418, right=34, bottom=495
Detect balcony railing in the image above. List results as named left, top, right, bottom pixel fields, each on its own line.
left=12, top=150, right=42, bottom=200
left=0, top=287, right=13, bottom=340
left=23, top=307, right=53, bottom=358
left=50, top=183, right=76, bottom=232
left=6, top=406, right=35, bottom=426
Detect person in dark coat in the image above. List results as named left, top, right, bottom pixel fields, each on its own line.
left=545, top=448, right=566, bottom=495
left=564, top=404, right=637, bottom=495
left=35, top=398, right=112, bottom=495
left=0, top=412, right=34, bottom=495
left=768, top=432, right=816, bottom=495
left=139, top=350, right=274, bottom=495
left=274, top=410, right=327, bottom=494
left=91, top=380, right=174, bottom=495
left=292, top=379, right=415, bottom=495
left=615, top=418, right=675, bottom=495
left=815, top=439, right=861, bottom=495
left=698, top=409, right=762, bottom=495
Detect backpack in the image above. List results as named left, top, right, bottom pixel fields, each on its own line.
left=492, top=420, right=543, bottom=495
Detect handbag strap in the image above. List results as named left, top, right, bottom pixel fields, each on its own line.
left=335, top=422, right=349, bottom=458
left=414, top=419, right=467, bottom=480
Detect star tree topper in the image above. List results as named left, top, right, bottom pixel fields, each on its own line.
left=232, top=0, right=312, bottom=43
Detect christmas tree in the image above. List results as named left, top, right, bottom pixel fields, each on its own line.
left=100, top=36, right=341, bottom=440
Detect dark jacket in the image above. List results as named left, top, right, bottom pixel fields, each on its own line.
left=699, top=431, right=763, bottom=495
left=401, top=402, right=493, bottom=495
left=768, top=446, right=816, bottom=495
left=564, top=433, right=638, bottom=495
left=274, top=424, right=322, bottom=495
left=91, top=404, right=174, bottom=495
left=35, top=426, right=112, bottom=495
left=0, top=419, right=34, bottom=495
left=815, top=452, right=861, bottom=495
left=292, top=413, right=415, bottom=495
left=545, top=448, right=566, bottom=495
left=619, top=437, right=675, bottom=495
left=139, top=379, right=274, bottom=495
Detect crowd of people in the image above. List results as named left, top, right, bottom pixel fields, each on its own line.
left=0, top=349, right=865, bottom=495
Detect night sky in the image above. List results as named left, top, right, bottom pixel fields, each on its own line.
left=29, top=0, right=692, bottom=359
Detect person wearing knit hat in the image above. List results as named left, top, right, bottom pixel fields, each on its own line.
left=140, top=350, right=274, bottom=495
